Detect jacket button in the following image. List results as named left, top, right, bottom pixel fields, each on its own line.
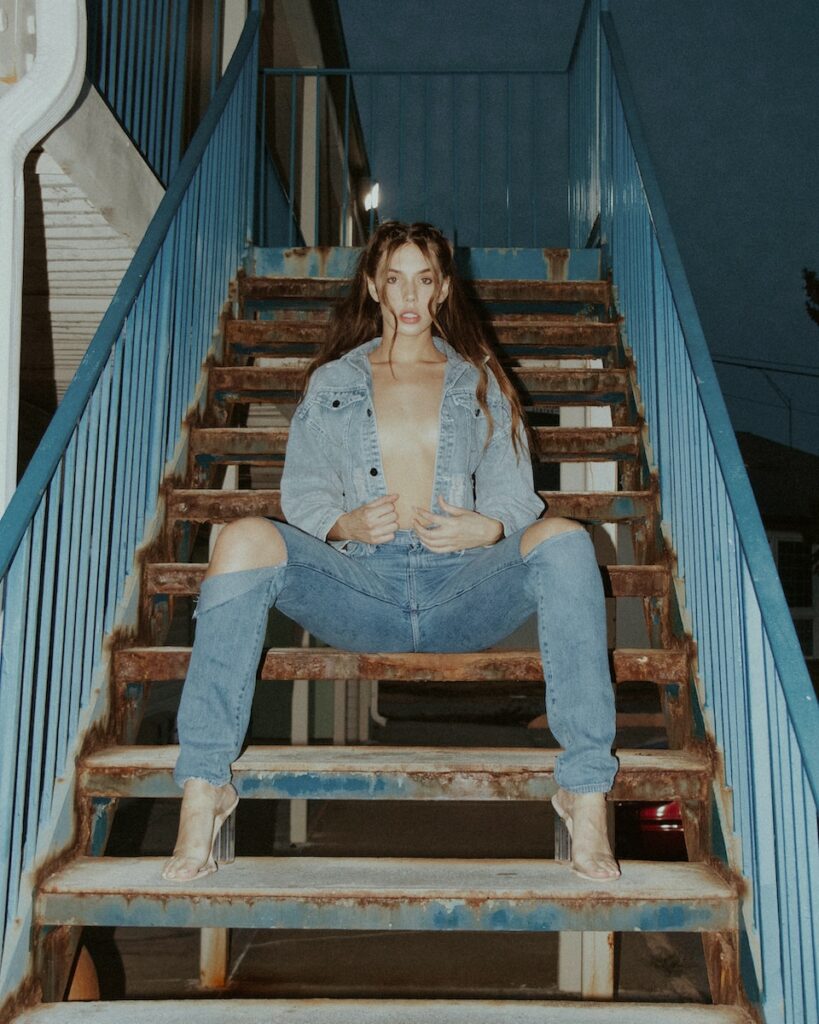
left=370, top=467, right=378, bottom=476
left=475, top=409, right=480, bottom=416
left=367, top=408, right=372, bottom=416
left=332, top=399, right=340, bottom=408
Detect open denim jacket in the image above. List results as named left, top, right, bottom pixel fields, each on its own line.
left=280, top=336, right=545, bottom=553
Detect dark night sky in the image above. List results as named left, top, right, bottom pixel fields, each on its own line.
left=338, top=0, right=819, bottom=455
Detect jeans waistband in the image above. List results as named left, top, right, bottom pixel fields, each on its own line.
left=372, top=529, right=423, bottom=553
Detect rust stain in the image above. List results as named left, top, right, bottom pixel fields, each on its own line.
left=209, top=366, right=305, bottom=391
left=191, top=427, right=289, bottom=457
left=115, top=645, right=688, bottom=688
left=0, top=977, right=41, bottom=1024
left=166, top=489, right=654, bottom=527
left=539, top=489, right=651, bottom=523
left=167, top=489, right=284, bottom=523
left=209, top=366, right=627, bottom=404
left=607, top=564, right=667, bottom=598
left=144, top=564, right=206, bottom=596
left=702, top=930, right=740, bottom=1007
left=473, top=279, right=609, bottom=303
left=280, top=245, right=339, bottom=281
left=226, top=319, right=326, bottom=343
left=241, top=276, right=346, bottom=301
left=241, top=276, right=611, bottom=306
left=543, top=248, right=569, bottom=282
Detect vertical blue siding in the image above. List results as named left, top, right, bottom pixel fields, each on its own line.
left=256, top=68, right=564, bottom=248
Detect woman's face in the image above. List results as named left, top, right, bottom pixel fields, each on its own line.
left=367, top=242, right=450, bottom=342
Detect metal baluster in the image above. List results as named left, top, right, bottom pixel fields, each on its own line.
left=506, top=72, right=511, bottom=247
left=288, top=73, right=297, bottom=247
left=397, top=75, right=402, bottom=223
left=124, top=0, right=138, bottom=142
left=478, top=75, right=484, bottom=246
left=28, top=490, right=58, bottom=830
left=341, top=75, right=351, bottom=245
left=450, top=75, right=458, bottom=242
left=314, top=74, right=321, bottom=244
left=1, top=539, right=31, bottom=929
left=530, top=75, right=537, bottom=246
left=210, top=0, right=223, bottom=100
left=169, top=0, right=191, bottom=180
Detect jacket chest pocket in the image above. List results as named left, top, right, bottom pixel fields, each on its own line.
left=449, top=389, right=484, bottom=460
left=307, top=388, right=368, bottom=446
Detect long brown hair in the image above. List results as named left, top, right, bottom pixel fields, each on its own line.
left=302, top=221, right=527, bottom=456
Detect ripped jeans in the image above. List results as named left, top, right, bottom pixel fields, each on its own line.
left=175, top=523, right=618, bottom=793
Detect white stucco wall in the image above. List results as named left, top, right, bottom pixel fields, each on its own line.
left=0, top=0, right=86, bottom=514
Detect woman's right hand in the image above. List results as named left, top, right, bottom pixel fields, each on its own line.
left=328, top=494, right=400, bottom=544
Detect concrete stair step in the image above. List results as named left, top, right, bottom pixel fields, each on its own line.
left=115, top=646, right=688, bottom=686
left=165, top=488, right=655, bottom=525
left=38, top=857, right=736, bottom=933
left=190, top=425, right=642, bottom=467
left=208, top=365, right=630, bottom=407
left=240, top=276, right=610, bottom=306
left=225, top=317, right=618, bottom=359
left=15, top=998, right=756, bottom=1023
left=144, top=560, right=665, bottom=598
left=80, top=745, right=708, bottom=802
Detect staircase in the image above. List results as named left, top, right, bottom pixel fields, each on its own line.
left=16, top=248, right=755, bottom=1021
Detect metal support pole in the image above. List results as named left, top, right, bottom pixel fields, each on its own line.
left=333, top=679, right=347, bottom=745
left=199, top=926, right=230, bottom=989
left=555, top=800, right=616, bottom=997
left=558, top=931, right=615, bottom=997
left=289, top=628, right=311, bottom=844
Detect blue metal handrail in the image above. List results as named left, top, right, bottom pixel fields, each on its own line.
left=86, top=0, right=226, bottom=186
left=0, top=9, right=260, bottom=1000
left=570, top=3, right=818, bottom=1019
left=257, top=67, right=563, bottom=248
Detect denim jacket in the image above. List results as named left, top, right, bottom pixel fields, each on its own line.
left=280, top=336, right=544, bottom=552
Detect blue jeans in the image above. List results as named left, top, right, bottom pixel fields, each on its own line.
left=175, top=523, right=618, bottom=793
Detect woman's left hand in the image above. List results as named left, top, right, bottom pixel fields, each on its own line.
left=412, top=496, right=503, bottom=552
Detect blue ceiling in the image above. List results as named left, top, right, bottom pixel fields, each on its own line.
left=337, top=0, right=584, bottom=72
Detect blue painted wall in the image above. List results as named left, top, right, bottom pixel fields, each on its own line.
left=338, top=0, right=819, bottom=454
left=338, top=0, right=583, bottom=248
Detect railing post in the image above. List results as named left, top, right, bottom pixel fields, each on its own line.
left=300, top=70, right=318, bottom=245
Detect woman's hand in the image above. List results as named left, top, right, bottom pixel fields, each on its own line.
left=412, top=496, right=503, bottom=552
left=328, top=494, right=400, bottom=545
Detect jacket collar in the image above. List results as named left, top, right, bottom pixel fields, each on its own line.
left=342, top=336, right=473, bottom=391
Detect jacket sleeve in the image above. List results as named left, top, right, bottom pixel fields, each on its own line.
left=280, top=397, right=346, bottom=542
left=473, top=398, right=544, bottom=536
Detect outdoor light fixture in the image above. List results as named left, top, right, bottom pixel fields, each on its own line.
left=364, top=182, right=380, bottom=211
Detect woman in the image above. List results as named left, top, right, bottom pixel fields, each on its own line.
left=163, top=221, right=620, bottom=883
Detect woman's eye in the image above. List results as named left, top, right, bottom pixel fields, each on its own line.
left=386, top=275, right=397, bottom=284
left=420, top=277, right=433, bottom=286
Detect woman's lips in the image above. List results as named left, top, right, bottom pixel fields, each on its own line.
left=399, top=312, right=421, bottom=323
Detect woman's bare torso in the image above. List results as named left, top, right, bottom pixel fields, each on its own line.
left=369, top=355, right=447, bottom=529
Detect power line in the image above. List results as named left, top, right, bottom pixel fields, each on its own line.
left=713, top=352, right=819, bottom=372
left=713, top=355, right=819, bottom=380
left=721, top=391, right=819, bottom=417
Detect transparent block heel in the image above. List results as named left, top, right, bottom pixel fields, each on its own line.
left=554, top=807, right=572, bottom=863
left=213, top=805, right=236, bottom=865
